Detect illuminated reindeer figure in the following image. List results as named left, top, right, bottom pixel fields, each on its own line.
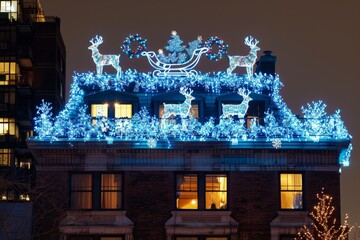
left=227, top=36, right=260, bottom=78
left=220, top=88, right=252, bottom=119
left=162, top=87, right=195, bottom=120
left=88, top=35, right=121, bottom=78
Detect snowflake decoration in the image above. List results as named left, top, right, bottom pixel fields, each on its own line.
left=272, top=138, right=282, bottom=149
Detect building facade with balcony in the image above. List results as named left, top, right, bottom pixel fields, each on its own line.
left=27, top=34, right=351, bottom=240
left=0, top=1, right=65, bottom=239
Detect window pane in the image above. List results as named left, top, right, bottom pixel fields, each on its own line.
left=91, top=104, right=108, bottom=118
left=0, top=148, right=12, bottom=166
left=280, top=174, right=303, bottom=209
left=205, top=174, right=227, bottom=209
left=115, top=103, right=132, bottom=118
left=71, top=174, right=92, bottom=209
left=176, top=174, right=198, bottom=209
left=101, top=174, right=122, bottom=209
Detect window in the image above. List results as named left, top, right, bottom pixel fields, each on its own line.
left=176, top=174, right=198, bottom=209
left=0, top=148, right=13, bottom=166
left=280, top=173, right=303, bottom=209
left=70, top=173, right=123, bottom=210
left=0, top=118, right=18, bottom=136
left=176, top=173, right=228, bottom=210
left=0, top=1, right=18, bottom=20
left=114, top=103, right=132, bottom=118
left=101, top=174, right=122, bottom=209
left=0, top=62, right=19, bottom=85
left=91, top=104, right=108, bottom=118
left=71, top=174, right=92, bottom=209
left=91, top=104, right=108, bottom=125
left=205, top=174, right=227, bottom=210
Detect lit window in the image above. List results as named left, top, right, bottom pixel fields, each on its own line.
left=101, top=173, right=122, bottom=209
left=114, top=103, right=132, bottom=118
left=0, top=148, right=12, bottom=166
left=19, top=159, right=31, bottom=169
left=205, top=174, right=227, bottom=210
left=0, top=1, right=17, bottom=20
left=0, top=62, right=18, bottom=85
left=176, top=174, right=198, bottom=209
left=280, top=173, right=303, bottom=209
left=91, top=104, right=108, bottom=118
left=71, top=174, right=92, bottom=209
left=0, top=118, right=17, bottom=136
left=246, top=116, right=259, bottom=129
left=19, top=194, right=30, bottom=201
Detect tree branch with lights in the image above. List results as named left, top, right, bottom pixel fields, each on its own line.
left=298, top=189, right=353, bottom=240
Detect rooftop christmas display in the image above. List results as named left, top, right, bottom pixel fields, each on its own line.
left=32, top=32, right=352, bottom=167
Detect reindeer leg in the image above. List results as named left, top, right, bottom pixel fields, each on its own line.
left=227, top=65, right=236, bottom=75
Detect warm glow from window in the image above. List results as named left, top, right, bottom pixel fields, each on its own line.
left=0, top=1, right=17, bottom=20
left=246, top=116, right=259, bottom=129
left=19, top=194, right=30, bottom=201
left=0, top=118, right=17, bottom=135
left=0, top=149, right=12, bottom=166
left=0, top=62, right=18, bottom=85
left=91, top=104, right=108, bottom=118
left=101, top=173, right=122, bottom=209
left=280, top=173, right=303, bottom=209
left=176, top=174, right=198, bottom=209
left=205, top=174, right=227, bottom=209
left=114, top=103, right=132, bottom=118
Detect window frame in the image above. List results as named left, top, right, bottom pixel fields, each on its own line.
left=279, top=172, right=304, bottom=210
left=70, top=172, right=124, bottom=210
left=175, top=172, right=228, bottom=211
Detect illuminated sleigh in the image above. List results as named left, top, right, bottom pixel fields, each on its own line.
left=141, top=47, right=208, bottom=77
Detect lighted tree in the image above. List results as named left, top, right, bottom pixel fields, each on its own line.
left=297, top=189, right=353, bottom=240
left=158, top=31, right=187, bottom=64
left=34, top=100, right=54, bottom=139
left=186, top=36, right=203, bottom=57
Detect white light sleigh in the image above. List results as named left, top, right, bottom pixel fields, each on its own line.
left=141, top=47, right=208, bottom=77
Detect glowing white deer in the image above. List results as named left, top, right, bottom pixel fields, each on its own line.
left=227, top=36, right=260, bottom=78
left=88, top=35, right=121, bottom=78
left=162, top=87, right=195, bottom=119
left=220, top=88, right=252, bottom=119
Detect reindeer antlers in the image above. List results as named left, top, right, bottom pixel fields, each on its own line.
left=89, top=35, right=103, bottom=45
left=237, top=88, right=251, bottom=97
left=244, top=36, right=259, bottom=47
left=180, top=86, right=193, bottom=95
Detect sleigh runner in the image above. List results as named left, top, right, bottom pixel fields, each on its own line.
left=141, top=47, right=208, bottom=77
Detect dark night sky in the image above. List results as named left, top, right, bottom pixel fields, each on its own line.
left=41, top=0, right=360, bottom=225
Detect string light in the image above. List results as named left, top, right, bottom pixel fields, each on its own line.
left=33, top=34, right=352, bottom=167
left=298, top=189, right=353, bottom=239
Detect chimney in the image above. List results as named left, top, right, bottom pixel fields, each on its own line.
left=255, top=50, right=277, bottom=76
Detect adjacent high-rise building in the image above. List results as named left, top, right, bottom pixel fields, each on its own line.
left=0, top=1, right=65, bottom=239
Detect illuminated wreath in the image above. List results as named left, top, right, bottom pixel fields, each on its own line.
left=204, top=36, right=228, bottom=61
left=121, top=34, right=147, bottom=58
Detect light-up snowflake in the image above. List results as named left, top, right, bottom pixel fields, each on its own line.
left=272, top=138, right=282, bottom=149
left=32, top=33, right=352, bottom=167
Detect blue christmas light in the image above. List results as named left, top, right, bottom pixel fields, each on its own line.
left=33, top=34, right=352, bottom=167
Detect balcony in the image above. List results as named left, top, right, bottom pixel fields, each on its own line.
left=17, top=46, right=33, bottom=68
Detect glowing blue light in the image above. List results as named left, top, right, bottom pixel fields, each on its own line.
left=32, top=34, right=352, bottom=166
